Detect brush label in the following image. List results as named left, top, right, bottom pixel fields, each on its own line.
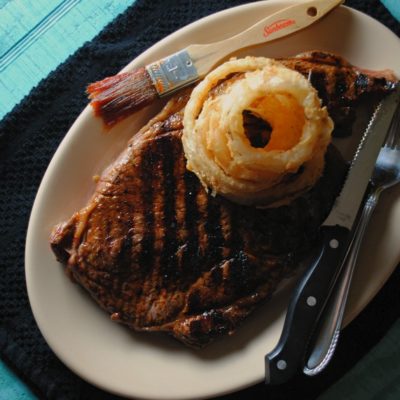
left=263, top=19, right=296, bottom=38
left=147, top=50, right=199, bottom=95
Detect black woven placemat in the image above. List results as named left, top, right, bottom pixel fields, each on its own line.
left=0, top=1, right=399, bottom=399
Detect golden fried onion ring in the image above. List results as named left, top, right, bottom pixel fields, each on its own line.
left=182, top=57, right=333, bottom=206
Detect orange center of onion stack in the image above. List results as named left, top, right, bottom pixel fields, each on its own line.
left=182, top=57, right=333, bottom=207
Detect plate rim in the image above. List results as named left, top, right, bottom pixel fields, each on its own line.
left=25, top=1, right=400, bottom=399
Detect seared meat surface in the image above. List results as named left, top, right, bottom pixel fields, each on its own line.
left=51, top=51, right=397, bottom=347
left=51, top=91, right=346, bottom=347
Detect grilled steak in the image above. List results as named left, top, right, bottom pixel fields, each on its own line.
left=51, top=52, right=397, bottom=348
left=280, top=51, right=397, bottom=136
left=51, top=90, right=346, bottom=348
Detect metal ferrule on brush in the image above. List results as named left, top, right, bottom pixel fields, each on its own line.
left=146, top=50, right=199, bottom=96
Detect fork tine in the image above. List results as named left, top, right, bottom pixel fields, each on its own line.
left=393, top=110, right=400, bottom=150
left=386, top=97, right=400, bottom=149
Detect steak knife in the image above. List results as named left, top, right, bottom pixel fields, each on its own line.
left=265, top=87, right=400, bottom=385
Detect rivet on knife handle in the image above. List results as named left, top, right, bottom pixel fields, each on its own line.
left=265, top=225, right=350, bottom=385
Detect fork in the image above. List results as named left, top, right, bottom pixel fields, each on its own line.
left=303, top=100, right=400, bottom=375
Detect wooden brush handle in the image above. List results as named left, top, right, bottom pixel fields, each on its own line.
left=187, top=0, right=344, bottom=76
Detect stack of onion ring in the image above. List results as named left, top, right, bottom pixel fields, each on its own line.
left=182, top=57, right=333, bottom=207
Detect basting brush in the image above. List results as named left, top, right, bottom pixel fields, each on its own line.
left=87, top=0, right=344, bottom=127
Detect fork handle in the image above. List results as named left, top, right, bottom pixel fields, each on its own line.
left=303, top=188, right=382, bottom=375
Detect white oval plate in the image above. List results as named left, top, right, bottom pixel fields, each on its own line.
left=26, top=1, right=400, bottom=399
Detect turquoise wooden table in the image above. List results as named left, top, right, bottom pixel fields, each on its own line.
left=0, top=1, right=133, bottom=398
left=0, top=1, right=399, bottom=399
left=0, top=0, right=133, bottom=120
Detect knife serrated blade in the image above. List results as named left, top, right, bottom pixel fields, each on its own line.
left=265, top=86, right=400, bottom=385
left=324, top=88, right=400, bottom=229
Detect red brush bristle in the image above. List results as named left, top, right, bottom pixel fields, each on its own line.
left=87, top=67, right=158, bottom=127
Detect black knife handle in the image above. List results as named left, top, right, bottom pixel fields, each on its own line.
left=265, top=225, right=350, bottom=385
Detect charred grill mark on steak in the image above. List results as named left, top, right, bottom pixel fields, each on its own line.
left=182, top=168, right=201, bottom=282
left=137, top=149, right=155, bottom=275
left=174, top=143, right=188, bottom=247
left=219, top=206, right=233, bottom=259
left=195, top=185, right=209, bottom=270
left=115, top=221, right=134, bottom=283
left=143, top=139, right=167, bottom=321
left=204, top=199, right=224, bottom=264
left=355, top=73, right=370, bottom=93
left=308, top=69, right=329, bottom=105
left=172, top=163, right=188, bottom=282
left=226, top=204, right=244, bottom=259
left=159, top=134, right=178, bottom=286
left=334, top=70, right=348, bottom=99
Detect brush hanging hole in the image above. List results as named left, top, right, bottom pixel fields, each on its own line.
left=307, top=7, right=318, bottom=17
